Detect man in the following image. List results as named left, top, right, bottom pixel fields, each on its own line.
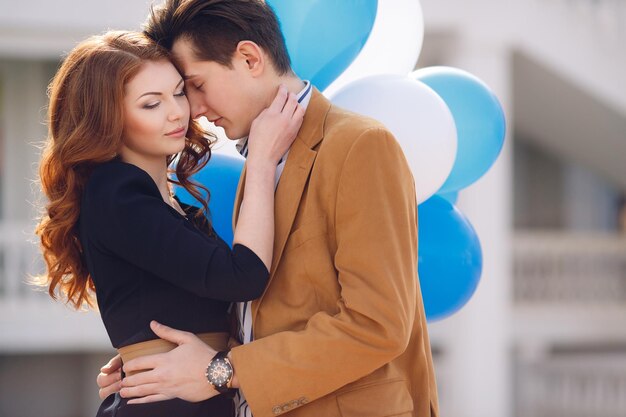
left=98, top=1, right=439, bottom=416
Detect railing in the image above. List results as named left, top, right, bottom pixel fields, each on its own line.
left=513, top=232, right=626, bottom=417
left=514, top=231, right=626, bottom=305
left=0, top=221, right=108, bottom=352
left=0, top=221, right=46, bottom=302
left=516, top=352, right=626, bottom=417
left=557, top=0, right=626, bottom=27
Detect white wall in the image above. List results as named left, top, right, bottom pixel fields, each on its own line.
left=0, top=0, right=154, bottom=58
left=420, top=0, right=626, bottom=114
left=0, top=60, right=50, bottom=223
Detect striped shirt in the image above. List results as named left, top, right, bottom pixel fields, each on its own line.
left=234, top=81, right=312, bottom=417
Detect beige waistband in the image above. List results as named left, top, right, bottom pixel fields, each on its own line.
left=118, top=332, right=229, bottom=376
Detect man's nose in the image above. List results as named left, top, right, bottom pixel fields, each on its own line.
left=187, top=91, right=209, bottom=119
left=191, top=101, right=209, bottom=119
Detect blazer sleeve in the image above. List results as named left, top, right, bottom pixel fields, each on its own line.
left=84, top=162, right=269, bottom=302
left=230, top=127, right=420, bottom=416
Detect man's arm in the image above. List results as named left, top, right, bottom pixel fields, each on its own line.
left=114, top=321, right=219, bottom=403
left=229, top=127, right=419, bottom=416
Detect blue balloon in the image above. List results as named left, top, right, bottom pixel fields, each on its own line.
left=267, top=0, right=378, bottom=91
left=436, top=190, right=459, bottom=204
left=175, top=154, right=244, bottom=247
left=413, top=67, right=506, bottom=193
left=418, top=196, right=482, bottom=321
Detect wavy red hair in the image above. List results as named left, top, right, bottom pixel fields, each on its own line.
left=36, top=31, right=214, bottom=309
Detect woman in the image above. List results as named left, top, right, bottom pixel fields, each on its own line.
left=36, top=31, right=303, bottom=416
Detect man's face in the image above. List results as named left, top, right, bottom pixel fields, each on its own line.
left=172, top=38, right=265, bottom=140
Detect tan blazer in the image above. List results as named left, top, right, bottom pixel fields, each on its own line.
left=230, top=89, right=439, bottom=417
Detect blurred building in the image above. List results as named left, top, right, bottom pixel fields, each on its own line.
left=1, top=0, right=625, bottom=416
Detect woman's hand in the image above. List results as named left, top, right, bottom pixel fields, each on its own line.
left=97, top=355, right=123, bottom=400
left=247, top=84, right=305, bottom=167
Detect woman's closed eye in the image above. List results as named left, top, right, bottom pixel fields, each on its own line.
left=143, top=101, right=160, bottom=109
left=143, top=91, right=185, bottom=109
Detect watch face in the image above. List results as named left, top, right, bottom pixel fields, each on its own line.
left=207, top=358, right=232, bottom=386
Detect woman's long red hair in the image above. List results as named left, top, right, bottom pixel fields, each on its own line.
left=36, top=31, right=214, bottom=309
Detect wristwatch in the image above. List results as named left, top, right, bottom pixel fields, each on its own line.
left=205, top=350, right=234, bottom=394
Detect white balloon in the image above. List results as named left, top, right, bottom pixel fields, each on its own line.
left=323, top=0, right=424, bottom=97
left=330, top=74, right=457, bottom=204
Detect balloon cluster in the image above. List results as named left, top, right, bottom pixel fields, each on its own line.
left=177, top=0, right=506, bottom=322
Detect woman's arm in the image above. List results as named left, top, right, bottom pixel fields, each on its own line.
left=85, top=87, right=302, bottom=302
left=232, top=85, right=304, bottom=270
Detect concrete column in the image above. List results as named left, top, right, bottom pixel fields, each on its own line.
left=428, top=39, right=513, bottom=417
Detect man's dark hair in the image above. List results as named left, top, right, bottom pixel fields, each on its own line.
left=144, top=0, right=292, bottom=74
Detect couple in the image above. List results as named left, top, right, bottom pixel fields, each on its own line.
left=36, top=1, right=438, bottom=416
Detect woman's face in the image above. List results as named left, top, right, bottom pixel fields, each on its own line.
left=120, top=60, right=190, bottom=162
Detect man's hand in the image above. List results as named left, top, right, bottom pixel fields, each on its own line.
left=120, top=321, right=219, bottom=404
left=97, top=355, right=123, bottom=400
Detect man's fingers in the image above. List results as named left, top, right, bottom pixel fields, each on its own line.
left=267, top=84, right=289, bottom=113
left=100, top=354, right=122, bottom=373
left=127, top=394, right=172, bottom=405
left=120, top=382, right=163, bottom=399
left=121, top=369, right=160, bottom=388
left=123, top=353, right=164, bottom=375
left=150, top=321, right=194, bottom=345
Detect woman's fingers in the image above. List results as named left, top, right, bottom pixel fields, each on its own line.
left=294, top=103, right=306, bottom=119
left=100, top=354, right=122, bottom=373
left=281, top=92, right=299, bottom=117
left=289, top=104, right=305, bottom=132
left=267, top=84, right=289, bottom=114
left=96, top=354, right=123, bottom=399
left=246, top=84, right=305, bottom=165
left=97, top=373, right=122, bottom=400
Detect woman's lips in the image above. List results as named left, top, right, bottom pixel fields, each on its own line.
left=166, top=127, right=187, bottom=138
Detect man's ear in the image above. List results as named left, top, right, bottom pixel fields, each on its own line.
left=235, top=40, right=265, bottom=77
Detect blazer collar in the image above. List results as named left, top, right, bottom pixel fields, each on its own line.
left=290, top=87, right=330, bottom=150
